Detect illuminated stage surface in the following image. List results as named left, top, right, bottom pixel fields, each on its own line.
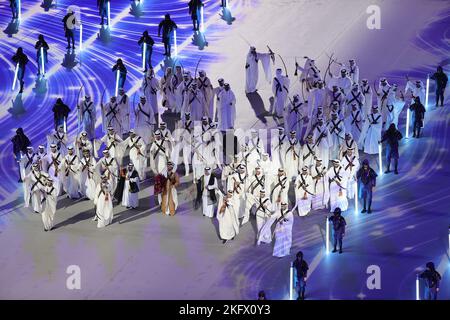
left=0, top=0, right=449, bottom=299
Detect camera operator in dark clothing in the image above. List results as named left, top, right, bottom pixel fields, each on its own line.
left=356, top=159, right=377, bottom=213
left=380, top=123, right=403, bottom=174
left=419, top=262, right=442, bottom=300
left=293, top=251, right=309, bottom=300
left=430, top=66, right=448, bottom=107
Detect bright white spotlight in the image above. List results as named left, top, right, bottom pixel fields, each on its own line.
left=416, top=274, right=420, bottom=300
left=12, top=63, right=19, bottom=91
left=200, top=6, right=204, bottom=33
left=378, top=144, right=383, bottom=176
left=289, top=263, right=294, bottom=300
left=142, top=42, right=147, bottom=71
left=225, top=0, right=229, bottom=8
left=18, top=0, right=22, bottom=21
left=448, top=225, right=450, bottom=257
left=354, top=181, right=358, bottom=215
left=173, top=29, right=178, bottom=57
left=425, top=75, right=430, bottom=110
left=79, top=24, right=83, bottom=51
left=326, top=217, right=330, bottom=254
left=115, top=69, right=120, bottom=97
left=40, top=47, right=45, bottom=75
left=107, top=1, right=111, bottom=27
left=406, top=108, right=410, bottom=138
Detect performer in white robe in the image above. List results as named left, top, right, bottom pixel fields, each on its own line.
left=217, top=190, right=240, bottom=243
left=327, top=86, right=345, bottom=118
left=160, top=67, right=176, bottom=111
left=101, top=96, right=122, bottom=134
left=376, top=78, right=392, bottom=111
left=134, top=96, right=155, bottom=144
left=328, top=68, right=352, bottom=96
left=196, top=167, right=218, bottom=218
left=20, top=147, right=37, bottom=204
left=348, top=59, right=359, bottom=84
left=212, top=78, right=225, bottom=122
left=197, top=70, right=214, bottom=119
left=36, top=146, right=47, bottom=171
left=44, top=144, right=63, bottom=195
left=273, top=202, right=294, bottom=258
left=300, top=134, right=317, bottom=170
left=245, top=46, right=273, bottom=94
left=259, top=153, right=273, bottom=182
left=326, top=159, right=349, bottom=212
left=311, top=158, right=329, bottom=210
left=94, top=177, right=114, bottom=228
left=217, top=83, right=236, bottom=131
left=306, top=80, right=327, bottom=118
left=270, top=68, right=290, bottom=117
left=305, top=106, right=325, bottom=135
left=340, top=148, right=359, bottom=200
left=405, top=77, right=426, bottom=106
left=157, top=122, right=174, bottom=155
left=176, top=72, right=194, bottom=116
left=61, top=146, right=80, bottom=199
left=75, top=131, right=93, bottom=158
left=270, top=168, right=288, bottom=204
left=294, top=166, right=314, bottom=216
left=383, top=84, right=405, bottom=129
left=344, top=84, right=365, bottom=117
left=284, top=131, right=301, bottom=182
left=339, top=133, right=359, bottom=159
left=221, top=155, right=241, bottom=188
left=177, top=113, right=194, bottom=176
left=78, top=149, right=97, bottom=200
left=96, top=149, right=119, bottom=193
left=77, top=95, right=96, bottom=139
left=359, top=106, right=382, bottom=155
left=150, top=131, right=170, bottom=175
left=296, top=57, right=322, bottom=90
left=270, top=127, right=287, bottom=169
left=99, top=127, right=124, bottom=161
left=245, top=166, right=266, bottom=218
left=255, top=189, right=276, bottom=245
left=284, top=95, right=307, bottom=141
left=309, top=118, right=332, bottom=168
left=121, top=163, right=140, bottom=209
left=244, top=129, right=263, bottom=174
left=327, top=112, right=346, bottom=160
left=124, top=130, right=147, bottom=180
left=47, top=125, right=68, bottom=156
left=141, top=68, right=160, bottom=117
left=183, top=82, right=207, bottom=121
left=344, top=103, right=363, bottom=143
left=360, top=79, right=373, bottom=119
left=117, top=88, right=131, bottom=136
left=39, top=178, right=58, bottom=231
left=227, top=164, right=249, bottom=224
left=24, top=163, right=45, bottom=212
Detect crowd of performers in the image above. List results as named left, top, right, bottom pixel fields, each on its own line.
left=13, top=49, right=446, bottom=257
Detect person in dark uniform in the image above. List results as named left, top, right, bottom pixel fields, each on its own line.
left=430, top=66, right=448, bottom=107
left=10, top=0, right=19, bottom=19
left=328, top=207, right=346, bottom=253
left=356, top=159, right=377, bottom=213
left=419, top=262, right=441, bottom=300
left=11, top=128, right=31, bottom=182
left=138, top=31, right=155, bottom=72
left=380, top=123, right=403, bottom=174
left=188, top=0, right=204, bottom=31
left=35, top=34, right=49, bottom=76
left=257, top=290, right=267, bottom=300
left=62, top=10, right=76, bottom=49
left=12, top=47, right=29, bottom=93
left=112, top=59, right=127, bottom=89
left=158, top=14, right=178, bottom=57
left=52, top=98, right=71, bottom=130
left=293, top=251, right=309, bottom=300
left=409, top=96, right=426, bottom=138
left=97, top=0, right=109, bottom=25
